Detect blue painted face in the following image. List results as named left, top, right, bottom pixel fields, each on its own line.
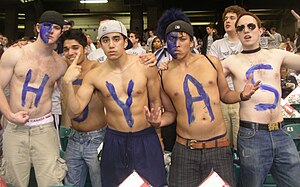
left=40, top=22, right=53, bottom=43
left=166, top=32, right=179, bottom=59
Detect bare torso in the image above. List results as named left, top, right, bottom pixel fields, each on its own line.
left=162, top=54, right=227, bottom=140
left=224, top=49, right=283, bottom=123
left=9, top=44, right=67, bottom=119
left=71, top=61, right=107, bottom=131
left=90, top=55, right=152, bottom=132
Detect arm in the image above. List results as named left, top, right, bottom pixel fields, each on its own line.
left=213, top=57, right=259, bottom=103
left=62, top=53, right=95, bottom=117
left=144, top=66, right=162, bottom=127
left=0, top=48, right=29, bottom=124
left=282, top=49, right=300, bottom=71
left=139, top=52, right=157, bottom=67
left=291, top=10, right=300, bottom=29
left=160, top=87, right=177, bottom=127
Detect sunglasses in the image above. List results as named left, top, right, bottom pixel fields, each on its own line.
left=236, top=23, right=257, bottom=32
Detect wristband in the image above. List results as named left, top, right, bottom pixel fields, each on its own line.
left=240, top=92, right=248, bottom=101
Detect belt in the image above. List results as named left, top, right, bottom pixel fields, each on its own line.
left=240, top=120, right=283, bottom=131
left=176, top=135, right=230, bottom=150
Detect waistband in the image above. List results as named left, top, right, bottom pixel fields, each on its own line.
left=176, top=133, right=230, bottom=150
left=106, top=127, right=155, bottom=137
left=240, top=120, right=283, bottom=131
left=71, top=127, right=106, bottom=136
left=24, top=113, right=53, bottom=127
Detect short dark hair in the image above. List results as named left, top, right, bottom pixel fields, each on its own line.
left=235, top=11, right=262, bottom=28
left=61, top=29, right=87, bottom=47
left=222, top=5, right=246, bottom=21
left=99, top=15, right=116, bottom=23
left=129, top=31, right=141, bottom=41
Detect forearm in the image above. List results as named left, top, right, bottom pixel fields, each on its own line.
left=62, top=82, right=83, bottom=116
left=160, top=111, right=176, bottom=127
left=220, top=90, right=241, bottom=104
left=0, top=89, right=12, bottom=119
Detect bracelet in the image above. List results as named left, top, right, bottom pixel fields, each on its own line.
left=240, top=92, right=248, bottom=101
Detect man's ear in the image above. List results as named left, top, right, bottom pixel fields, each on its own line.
left=259, top=27, right=263, bottom=36
left=84, top=45, right=89, bottom=55
left=124, top=38, right=128, bottom=49
left=36, top=23, right=40, bottom=33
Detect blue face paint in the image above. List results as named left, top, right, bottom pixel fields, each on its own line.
left=106, top=80, right=134, bottom=128
left=72, top=79, right=89, bottom=122
left=22, top=69, right=49, bottom=107
left=183, top=74, right=214, bottom=124
left=246, top=64, right=279, bottom=110
left=40, top=22, right=53, bottom=43
left=166, top=32, right=178, bottom=59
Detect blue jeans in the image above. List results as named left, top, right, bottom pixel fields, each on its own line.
left=64, top=128, right=106, bottom=187
left=238, top=125, right=300, bottom=187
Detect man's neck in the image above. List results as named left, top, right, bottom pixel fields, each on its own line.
left=226, top=31, right=239, bottom=42
left=34, top=38, right=55, bottom=56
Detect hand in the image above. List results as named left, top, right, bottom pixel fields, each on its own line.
left=158, top=61, right=169, bottom=70
left=8, top=111, right=29, bottom=125
left=63, top=52, right=82, bottom=84
left=286, top=82, right=295, bottom=89
left=241, top=73, right=261, bottom=101
left=144, top=106, right=161, bottom=128
left=291, top=10, right=300, bottom=29
left=139, top=53, right=157, bottom=67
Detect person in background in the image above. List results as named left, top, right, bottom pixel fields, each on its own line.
left=85, top=33, right=97, bottom=54
left=208, top=5, right=246, bottom=151
left=268, top=26, right=282, bottom=49
left=151, top=36, right=163, bottom=53
left=280, top=65, right=298, bottom=98
left=126, top=31, right=146, bottom=55
left=201, top=24, right=221, bottom=54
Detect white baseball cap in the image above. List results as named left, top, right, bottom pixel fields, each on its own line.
left=98, top=20, right=133, bottom=50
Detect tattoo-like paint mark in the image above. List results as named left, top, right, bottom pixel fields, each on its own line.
left=183, top=74, right=214, bottom=124
left=246, top=64, right=279, bottom=110
left=72, top=79, right=89, bottom=122
left=106, top=80, right=134, bottom=127
left=40, top=22, right=52, bottom=43
left=166, top=32, right=178, bottom=59
left=22, top=69, right=49, bottom=107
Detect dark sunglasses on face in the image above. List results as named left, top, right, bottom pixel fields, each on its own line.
left=236, top=23, right=257, bottom=32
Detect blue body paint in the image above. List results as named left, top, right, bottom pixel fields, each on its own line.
left=183, top=74, right=214, bottom=124
left=40, top=22, right=52, bottom=43
left=166, top=32, right=178, bottom=59
left=106, top=80, right=134, bottom=128
left=246, top=64, right=279, bottom=110
left=22, top=69, right=49, bottom=107
left=72, top=79, right=89, bottom=122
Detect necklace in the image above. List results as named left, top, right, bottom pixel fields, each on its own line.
left=241, top=47, right=261, bottom=54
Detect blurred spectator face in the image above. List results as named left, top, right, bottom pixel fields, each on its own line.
left=206, top=27, right=213, bottom=35
left=86, top=34, right=93, bottom=44
left=2, top=37, right=8, bottom=46
left=0, top=35, right=3, bottom=44
left=129, top=33, right=138, bottom=44
left=63, top=24, right=72, bottom=32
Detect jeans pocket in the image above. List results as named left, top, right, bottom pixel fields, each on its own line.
left=54, top=157, right=68, bottom=181
left=238, top=126, right=256, bottom=139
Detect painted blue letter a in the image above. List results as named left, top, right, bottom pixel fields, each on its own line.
left=183, top=74, right=214, bottom=124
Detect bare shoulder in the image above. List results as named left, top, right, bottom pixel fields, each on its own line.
left=1, top=45, right=23, bottom=66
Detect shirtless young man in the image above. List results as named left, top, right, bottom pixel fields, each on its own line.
left=63, top=20, right=166, bottom=187
left=60, top=29, right=106, bottom=187
left=0, top=11, right=68, bottom=187
left=155, top=10, right=259, bottom=187
left=222, top=11, right=300, bottom=187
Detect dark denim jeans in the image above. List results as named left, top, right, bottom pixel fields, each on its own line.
left=64, top=128, right=106, bottom=187
left=238, top=125, right=300, bottom=187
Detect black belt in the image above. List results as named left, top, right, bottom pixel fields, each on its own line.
left=240, top=120, right=283, bottom=131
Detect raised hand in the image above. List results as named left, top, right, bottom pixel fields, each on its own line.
left=241, top=73, right=261, bottom=101
left=63, top=52, right=82, bottom=84
left=139, top=53, right=157, bottom=67
left=144, top=106, right=161, bottom=128
left=291, top=10, right=300, bottom=29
